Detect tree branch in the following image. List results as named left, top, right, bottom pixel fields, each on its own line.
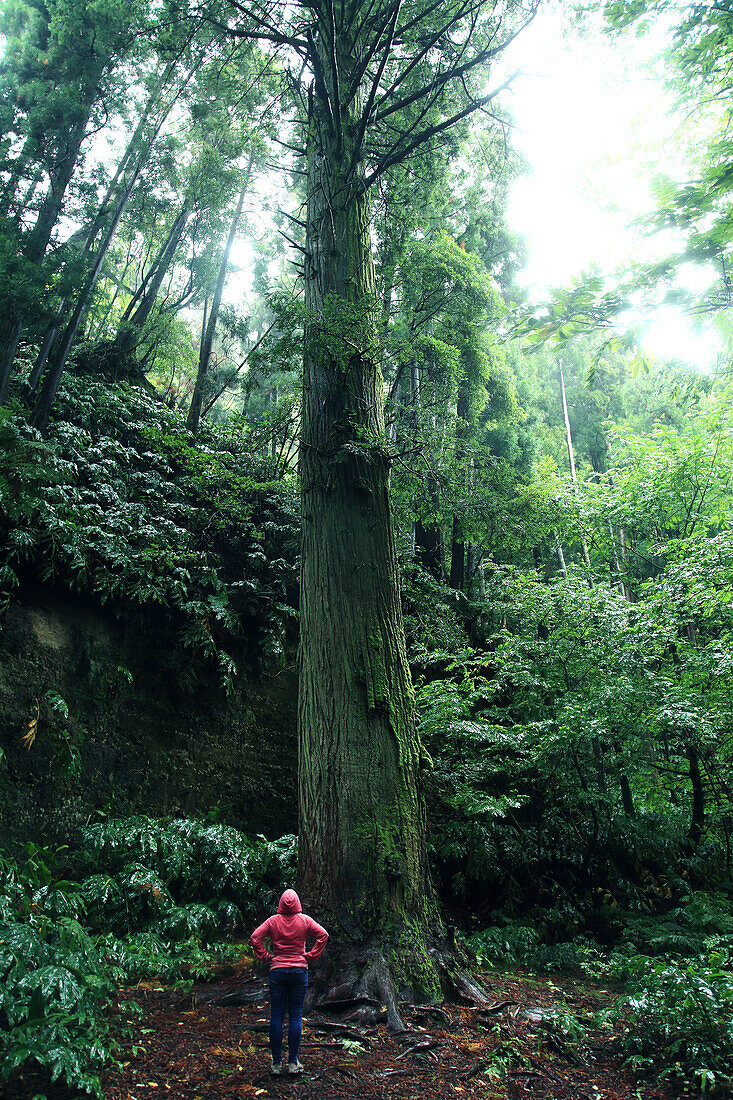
left=348, top=0, right=403, bottom=171
left=365, top=73, right=516, bottom=186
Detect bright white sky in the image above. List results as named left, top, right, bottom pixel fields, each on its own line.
left=500, top=4, right=722, bottom=369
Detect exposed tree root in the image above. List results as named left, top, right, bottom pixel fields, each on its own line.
left=307, top=929, right=492, bottom=1031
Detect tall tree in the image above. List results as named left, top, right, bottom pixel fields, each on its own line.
left=217, top=0, right=538, bottom=1004
left=0, top=0, right=150, bottom=402
left=187, top=163, right=252, bottom=433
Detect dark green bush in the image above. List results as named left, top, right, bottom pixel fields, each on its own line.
left=603, top=952, right=733, bottom=1094
left=0, top=819, right=296, bottom=1096
left=76, top=816, right=297, bottom=935
left=0, top=378, right=300, bottom=687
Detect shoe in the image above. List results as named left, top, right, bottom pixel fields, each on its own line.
left=288, top=1060, right=304, bottom=1074
left=270, top=1061, right=283, bottom=1075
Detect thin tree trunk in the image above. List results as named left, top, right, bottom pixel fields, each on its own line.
left=612, top=736, right=636, bottom=818
left=409, top=362, right=444, bottom=577
left=0, top=322, right=22, bottom=405
left=687, top=744, right=705, bottom=847
left=465, top=542, right=484, bottom=598
left=560, top=366, right=592, bottom=569
left=450, top=383, right=469, bottom=590
left=593, top=736, right=607, bottom=793
left=606, top=465, right=631, bottom=599
left=415, top=476, right=444, bottom=578
left=119, top=202, right=190, bottom=341
left=187, top=166, right=251, bottom=433
left=31, top=145, right=156, bottom=428
left=26, top=65, right=186, bottom=420
left=270, top=385, right=279, bottom=459
left=26, top=308, right=65, bottom=395
left=0, top=105, right=94, bottom=400
left=553, top=530, right=568, bottom=579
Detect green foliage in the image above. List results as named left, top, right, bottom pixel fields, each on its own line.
left=0, top=848, right=113, bottom=1098
left=416, top=663, right=528, bottom=904
left=0, top=376, right=299, bottom=682
left=469, top=892, right=733, bottom=1092
left=76, top=816, right=297, bottom=936
left=0, top=820, right=295, bottom=1094
left=603, top=952, right=733, bottom=1093
left=468, top=921, right=541, bottom=967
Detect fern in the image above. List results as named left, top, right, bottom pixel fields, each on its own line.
left=0, top=378, right=299, bottom=683
left=602, top=952, right=733, bottom=1093
left=0, top=818, right=296, bottom=1095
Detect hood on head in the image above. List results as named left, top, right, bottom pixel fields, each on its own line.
left=278, top=889, right=302, bottom=915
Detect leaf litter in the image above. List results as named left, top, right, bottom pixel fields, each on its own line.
left=6, top=962, right=690, bottom=1100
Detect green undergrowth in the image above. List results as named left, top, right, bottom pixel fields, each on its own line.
left=0, top=377, right=299, bottom=689
left=0, top=816, right=296, bottom=1097
left=469, top=890, right=733, bottom=1095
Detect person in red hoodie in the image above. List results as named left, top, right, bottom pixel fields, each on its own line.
left=250, top=889, right=329, bottom=1076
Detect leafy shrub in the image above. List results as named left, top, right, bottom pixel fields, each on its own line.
left=603, top=952, right=733, bottom=1094
left=0, top=379, right=300, bottom=687
left=416, top=666, right=528, bottom=911
left=0, top=819, right=296, bottom=1096
left=0, top=852, right=113, bottom=1097
left=76, top=817, right=296, bottom=934
left=468, top=921, right=541, bottom=967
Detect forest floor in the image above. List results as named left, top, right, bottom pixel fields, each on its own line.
left=8, top=957, right=688, bottom=1100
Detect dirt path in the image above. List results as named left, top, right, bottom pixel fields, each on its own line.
left=8, top=963, right=683, bottom=1100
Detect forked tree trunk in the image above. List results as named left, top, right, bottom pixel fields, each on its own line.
left=119, top=202, right=190, bottom=339
left=297, top=91, right=438, bottom=1013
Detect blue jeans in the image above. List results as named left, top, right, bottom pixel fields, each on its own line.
left=268, top=967, right=308, bottom=1064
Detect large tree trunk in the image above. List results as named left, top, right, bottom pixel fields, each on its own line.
left=297, top=89, right=438, bottom=1014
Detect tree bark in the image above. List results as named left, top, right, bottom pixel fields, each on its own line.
left=298, top=86, right=437, bottom=1011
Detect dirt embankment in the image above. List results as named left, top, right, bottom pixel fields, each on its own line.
left=0, top=591, right=298, bottom=851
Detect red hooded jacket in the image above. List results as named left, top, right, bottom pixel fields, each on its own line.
left=250, top=890, right=329, bottom=969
